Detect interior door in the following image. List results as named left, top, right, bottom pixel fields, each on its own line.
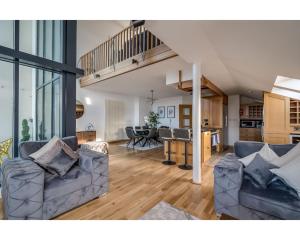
left=179, top=104, right=192, bottom=128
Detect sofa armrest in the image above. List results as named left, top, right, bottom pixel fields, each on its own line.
left=213, top=154, right=244, bottom=216
left=1, top=158, right=44, bottom=220
left=78, top=149, right=108, bottom=173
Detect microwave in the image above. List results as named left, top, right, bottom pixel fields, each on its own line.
left=240, top=120, right=256, bottom=128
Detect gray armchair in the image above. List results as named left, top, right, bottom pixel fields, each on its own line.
left=1, top=136, right=109, bottom=220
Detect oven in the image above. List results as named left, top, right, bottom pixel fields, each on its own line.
left=240, top=120, right=256, bottom=128
left=289, top=134, right=300, bottom=144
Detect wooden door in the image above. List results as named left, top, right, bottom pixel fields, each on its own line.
left=179, top=104, right=193, bottom=128
left=263, top=92, right=290, bottom=144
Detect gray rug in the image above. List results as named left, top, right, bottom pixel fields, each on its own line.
left=140, top=201, right=199, bottom=220
left=119, top=143, right=163, bottom=151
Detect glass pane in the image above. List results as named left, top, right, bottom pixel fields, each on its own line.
left=44, top=83, right=52, bottom=139
left=0, top=20, right=14, bottom=48
left=19, top=66, right=36, bottom=142
left=19, top=20, right=37, bottom=55
left=53, top=77, right=62, bottom=136
left=20, top=20, right=63, bottom=63
left=183, top=108, right=190, bottom=115
left=184, top=119, right=190, bottom=126
left=0, top=60, right=13, bottom=159
left=36, top=88, right=44, bottom=140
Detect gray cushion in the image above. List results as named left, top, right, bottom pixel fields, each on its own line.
left=244, top=153, right=278, bottom=189
left=44, top=165, right=92, bottom=201
left=37, top=149, right=78, bottom=176
left=240, top=180, right=300, bottom=219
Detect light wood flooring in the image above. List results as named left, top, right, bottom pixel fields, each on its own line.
left=1, top=143, right=221, bottom=220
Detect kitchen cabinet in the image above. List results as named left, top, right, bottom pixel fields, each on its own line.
left=240, top=128, right=262, bottom=142
left=263, top=92, right=290, bottom=144
left=208, top=96, right=223, bottom=128
left=202, top=131, right=212, bottom=162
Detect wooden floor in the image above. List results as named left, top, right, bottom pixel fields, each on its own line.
left=1, top=143, right=221, bottom=220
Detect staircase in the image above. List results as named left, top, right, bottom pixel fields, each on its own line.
left=80, top=24, right=177, bottom=87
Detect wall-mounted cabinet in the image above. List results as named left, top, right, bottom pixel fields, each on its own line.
left=290, top=99, right=300, bottom=126
left=240, top=104, right=263, bottom=119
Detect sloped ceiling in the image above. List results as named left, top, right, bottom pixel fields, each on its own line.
left=145, top=20, right=300, bottom=99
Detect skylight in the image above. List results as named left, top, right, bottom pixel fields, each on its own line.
left=274, top=75, right=300, bottom=91
left=271, top=75, right=300, bottom=100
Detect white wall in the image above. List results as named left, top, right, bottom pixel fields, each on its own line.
left=76, top=81, right=143, bottom=141
left=228, top=95, right=240, bottom=146
left=151, top=96, right=184, bottom=128
left=77, top=21, right=124, bottom=61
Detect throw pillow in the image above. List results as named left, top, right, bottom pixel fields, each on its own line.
left=244, top=153, right=278, bottom=189
left=30, top=136, right=79, bottom=176
left=270, top=157, right=300, bottom=198
left=40, top=149, right=76, bottom=176
left=239, top=143, right=279, bottom=167
left=270, top=143, right=300, bottom=167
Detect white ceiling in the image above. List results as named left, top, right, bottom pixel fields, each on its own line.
left=145, top=20, right=300, bottom=99
left=85, top=56, right=192, bottom=99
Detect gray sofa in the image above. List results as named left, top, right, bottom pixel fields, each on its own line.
left=1, top=136, right=109, bottom=220
left=214, top=141, right=300, bottom=220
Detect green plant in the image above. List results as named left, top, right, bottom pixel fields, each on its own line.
left=21, top=119, right=30, bottom=142
left=148, top=111, right=160, bottom=128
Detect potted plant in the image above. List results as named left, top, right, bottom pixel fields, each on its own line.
left=21, top=119, right=30, bottom=142
left=147, top=111, right=160, bottom=128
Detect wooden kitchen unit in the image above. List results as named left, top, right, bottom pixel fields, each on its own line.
left=163, top=131, right=216, bottom=165
left=240, top=128, right=262, bottom=142
left=263, top=92, right=290, bottom=144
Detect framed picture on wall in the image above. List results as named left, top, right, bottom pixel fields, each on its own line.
left=167, top=106, right=175, bottom=118
left=158, top=106, right=165, bottom=118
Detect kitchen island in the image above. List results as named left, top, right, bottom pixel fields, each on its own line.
left=163, top=129, right=223, bottom=165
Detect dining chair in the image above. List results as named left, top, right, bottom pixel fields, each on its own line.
left=125, top=127, right=142, bottom=149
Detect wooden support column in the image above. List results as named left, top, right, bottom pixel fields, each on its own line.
left=192, top=63, right=202, bottom=184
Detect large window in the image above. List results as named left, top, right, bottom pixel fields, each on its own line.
left=0, top=61, right=14, bottom=157
left=20, top=20, right=63, bottom=62
left=0, top=20, right=81, bottom=157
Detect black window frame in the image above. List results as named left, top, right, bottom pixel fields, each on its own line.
left=0, top=20, right=83, bottom=156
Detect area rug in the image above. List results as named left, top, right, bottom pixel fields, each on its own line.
left=140, top=201, right=199, bottom=220
left=119, top=143, right=163, bottom=151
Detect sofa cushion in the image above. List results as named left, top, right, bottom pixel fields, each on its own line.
left=239, top=180, right=300, bottom=219
left=270, top=143, right=300, bottom=167
left=244, top=153, right=278, bottom=189
left=44, top=166, right=92, bottom=201
left=239, top=143, right=279, bottom=167
left=30, top=136, right=79, bottom=176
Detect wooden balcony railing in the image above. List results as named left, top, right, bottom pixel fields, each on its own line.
left=80, top=25, right=164, bottom=76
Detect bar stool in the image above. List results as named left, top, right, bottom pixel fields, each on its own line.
left=173, top=128, right=192, bottom=170
left=158, top=128, right=176, bottom=165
